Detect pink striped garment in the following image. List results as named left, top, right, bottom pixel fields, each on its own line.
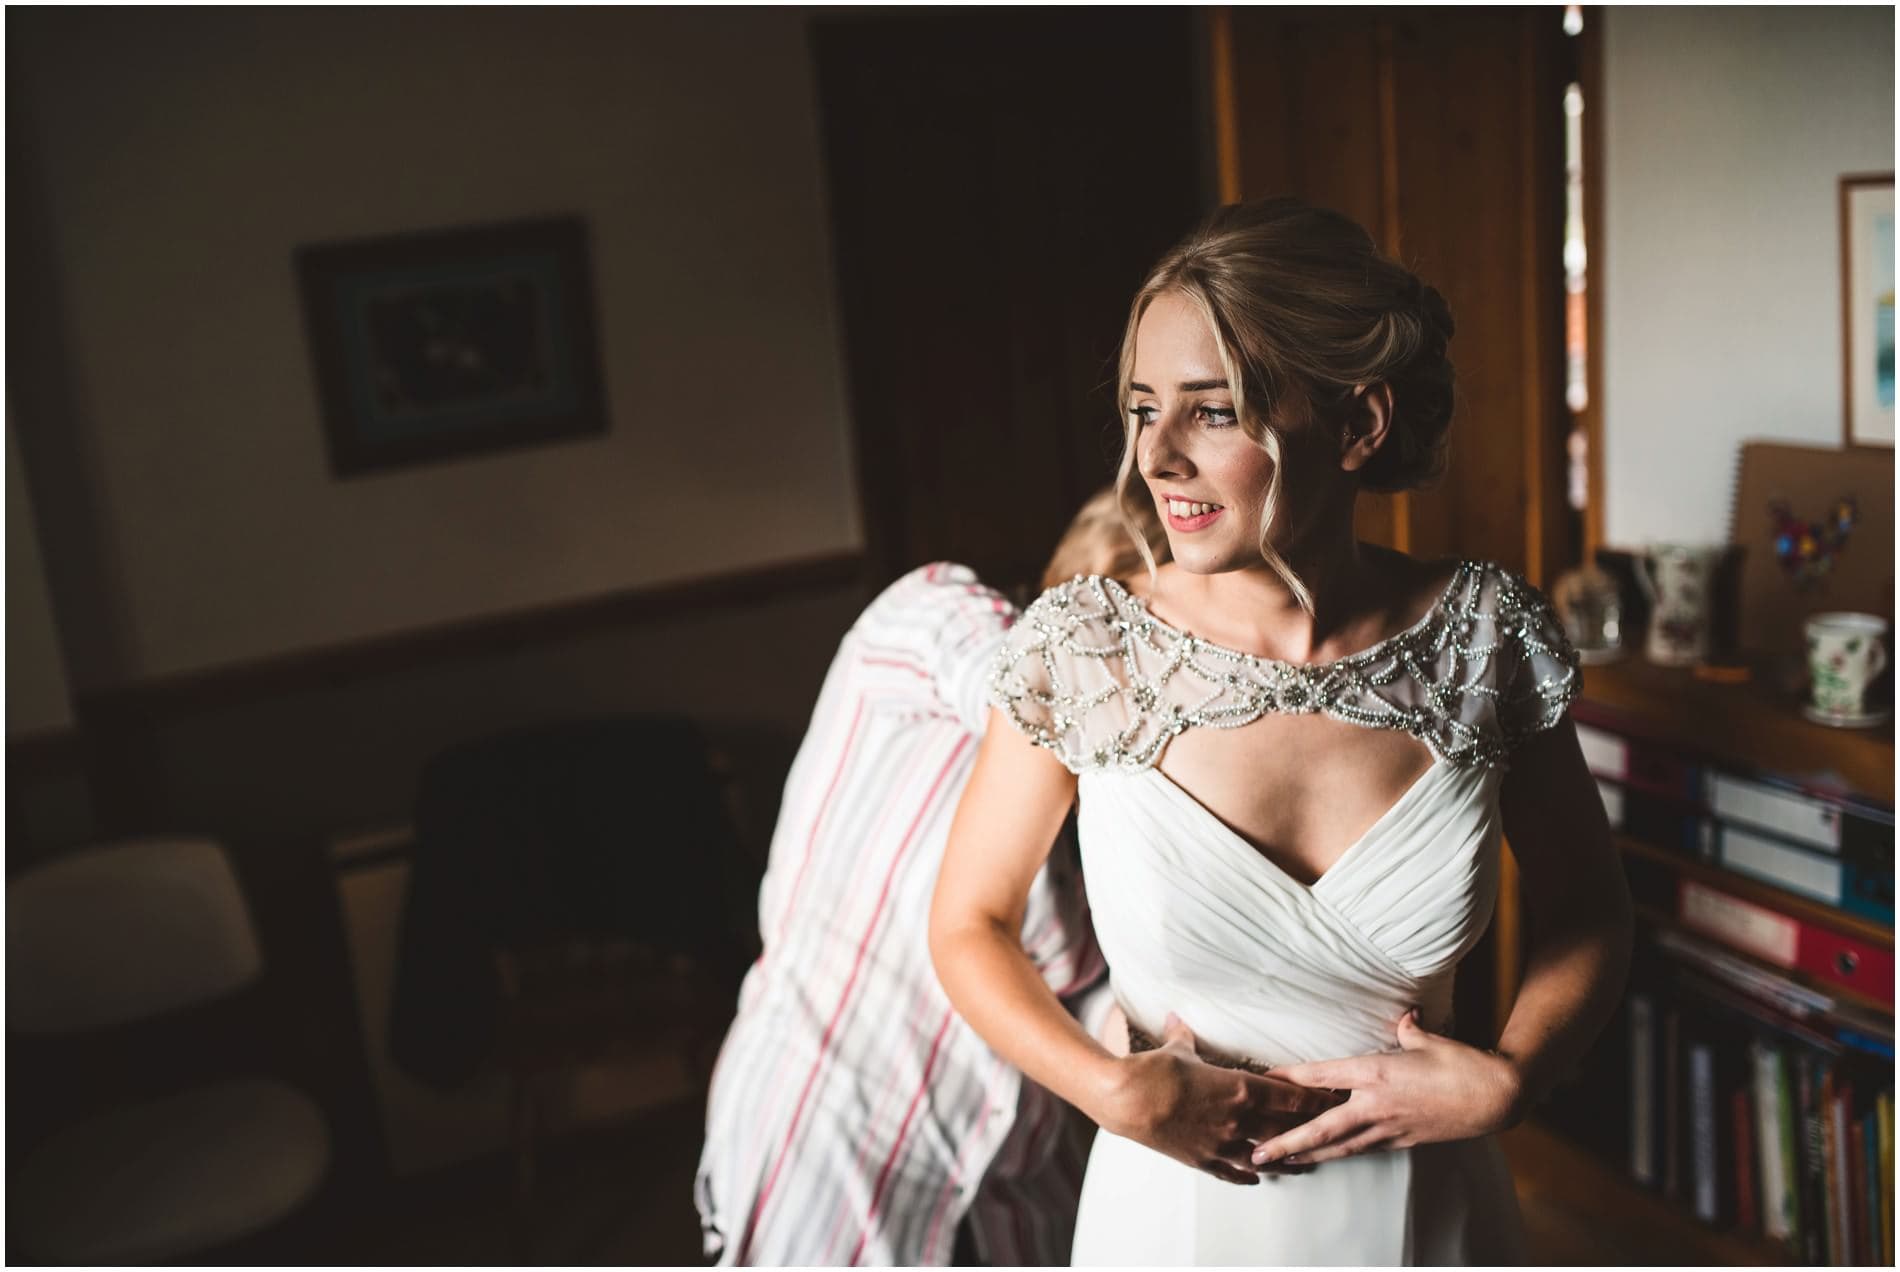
left=695, top=563, right=1107, bottom=1266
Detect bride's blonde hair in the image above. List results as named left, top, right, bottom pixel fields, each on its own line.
left=1113, top=198, right=1457, bottom=612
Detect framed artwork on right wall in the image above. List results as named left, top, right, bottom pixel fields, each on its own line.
left=1841, top=172, right=1895, bottom=448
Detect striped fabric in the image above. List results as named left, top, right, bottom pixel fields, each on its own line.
left=695, top=563, right=1106, bottom=1266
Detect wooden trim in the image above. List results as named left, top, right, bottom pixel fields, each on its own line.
left=1580, top=6, right=1607, bottom=558
left=75, top=551, right=868, bottom=726
left=1839, top=170, right=1896, bottom=450
left=1208, top=7, right=1242, bottom=205
left=1518, top=10, right=1551, bottom=585
left=1372, top=16, right=1411, bottom=555
left=1575, top=656, right=1893, bottom=804
left=1495, top=845, right=1523, bottom=1019
left=1373, top=19, right=1403, bottom=263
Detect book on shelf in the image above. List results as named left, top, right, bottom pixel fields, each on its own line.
left=1539, top=934, right=1893, bottom=1264
left=1690, top=1040, right=1718, bottom=1222
left=1674, top=878, right=1894, bottom=1008
left=1733, top=1080, right=1758, bottom=1234
left=1879, top=1094, right=1895, bottom=1265
left=1648, top=926, right=1897, bottom=1069
left=1797, top=1051, right=1826, bottom=1265
left=1629, top=991, right=1658, bottom=1186
left=1752, top=1039, right=1796, bottom=1244
left=1699, top=773, right=1895, bottom=925
left=1574, top=718, right=1703, bottom=801
left=1575, top=716, right=1895, bottom=928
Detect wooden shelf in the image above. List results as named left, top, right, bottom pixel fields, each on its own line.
left=1577, top=656, right=1893, bottom=804
left=1503, top=1120, right=1794, bottom=1267
left=1618, top=834, right=1895, bottom=952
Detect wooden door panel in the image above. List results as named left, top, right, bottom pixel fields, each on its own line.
left=1221, top=7, right=1568, bottom=577
left=1228, top=11, right=1387, bottom=236
left=1392, top=12, right=1536, bottom=571
left=813, top=13, right=1205, bottom=591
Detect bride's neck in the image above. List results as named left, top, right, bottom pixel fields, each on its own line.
left=1185, top=521, right=1384, bottom=663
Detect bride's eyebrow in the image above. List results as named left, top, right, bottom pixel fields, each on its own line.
left=1127, top=379, right=1231, bottom=394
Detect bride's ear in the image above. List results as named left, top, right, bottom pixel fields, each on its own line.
left=1338, top=383, right=1394, bottom=474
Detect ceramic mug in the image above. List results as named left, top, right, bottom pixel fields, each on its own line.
left=1805, top=612, right=1889, bottom=719
left=1636, top=544, right=1721, bottom=666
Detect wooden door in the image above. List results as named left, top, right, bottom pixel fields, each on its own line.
left=812, top=11, right=1207, bottom=592
left=1216, top=6, right=1575, bottom=585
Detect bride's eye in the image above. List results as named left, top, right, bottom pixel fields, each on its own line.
left=1128, top=404, right=1160, bottom=427
left=1199, top=405, right=1239, bottom=429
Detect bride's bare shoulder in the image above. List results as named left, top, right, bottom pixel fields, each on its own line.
left=1362, top=544, right=1462, bottom=618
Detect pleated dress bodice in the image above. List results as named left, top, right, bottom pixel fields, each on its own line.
left=989, top=561, right=1582, bottom=1264
left=1078, top=757, right=1500, bottom=1068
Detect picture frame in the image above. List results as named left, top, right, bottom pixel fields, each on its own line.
left=296, top=216, right=608, bottom=477
left=1840, top=173, right=1894, bottom=449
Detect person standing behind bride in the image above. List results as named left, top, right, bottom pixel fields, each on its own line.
left=697, top=489, right=1193, bottom=1266
left=930, top=197, right=1633, bottom=1265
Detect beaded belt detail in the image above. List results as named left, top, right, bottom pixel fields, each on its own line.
left=1125, top=1021, right=1274, bottom=1076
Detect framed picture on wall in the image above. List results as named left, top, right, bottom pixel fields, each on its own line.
left=1840, top=173, right=1894, bottom=449
left=296, top=217, right=608, bottom=477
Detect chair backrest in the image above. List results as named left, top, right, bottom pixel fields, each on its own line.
left=7, top=837, right=263, bottom=1035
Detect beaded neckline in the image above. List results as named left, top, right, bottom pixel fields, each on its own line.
left=1099, top=560, right=1471, bottom=677
left=988, top=558, right=1580, bottom=774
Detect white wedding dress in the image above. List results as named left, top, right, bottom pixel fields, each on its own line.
left=989, top=560, right=1581, bottom=1265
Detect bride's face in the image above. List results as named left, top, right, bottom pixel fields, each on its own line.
left=1129, top=291, right=1281, bottom=576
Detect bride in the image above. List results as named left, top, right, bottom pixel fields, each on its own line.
left=928, top=198, right=1632, bottom=1265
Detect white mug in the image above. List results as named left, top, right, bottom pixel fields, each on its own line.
left=1805, top=612, right=1889, bottom=719
left=1636, top=544, right=1721, bottom=666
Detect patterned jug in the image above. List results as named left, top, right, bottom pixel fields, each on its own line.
left=1636, top=544, right=1720, bottom=666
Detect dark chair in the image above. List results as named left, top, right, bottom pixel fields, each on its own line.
left=387, top=716, right=757, bottom=1198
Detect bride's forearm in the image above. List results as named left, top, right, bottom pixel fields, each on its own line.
left=1494, top=719, right=1636, bottom=1124
left=1492, top=908, right=1632, bottom=1120
left=929, top=915, right=1129, bottom=1127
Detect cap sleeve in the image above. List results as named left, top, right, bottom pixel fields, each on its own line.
left=1491, top=570, right=1581, bottom=748
left=987, top=576, right=1139, bottom=774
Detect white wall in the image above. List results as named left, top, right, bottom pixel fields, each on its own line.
left=7, top=416, right=77, bottom=736
left=1601, top=6, right=1894, bottom=546
left=12, top=8, right=860, bottom=684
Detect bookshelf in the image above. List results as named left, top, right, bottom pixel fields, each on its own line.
left=1503, top=655, right=1894, bottom=1266
left=1504, top=1121, right=1792, bottom=1266
left=1573, top=657, right=1893, bottom=803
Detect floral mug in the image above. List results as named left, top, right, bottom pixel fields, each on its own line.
left=1805, top=612, right=1889, bottom=720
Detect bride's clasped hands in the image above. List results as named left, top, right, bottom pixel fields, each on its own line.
left=1098, top=1013, right=1343, bottom=1185
left=1250, top=1009, right=1526, bottom=1168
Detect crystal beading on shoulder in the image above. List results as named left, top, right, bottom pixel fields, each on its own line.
left=986, top=562, right=1580, bottom=775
